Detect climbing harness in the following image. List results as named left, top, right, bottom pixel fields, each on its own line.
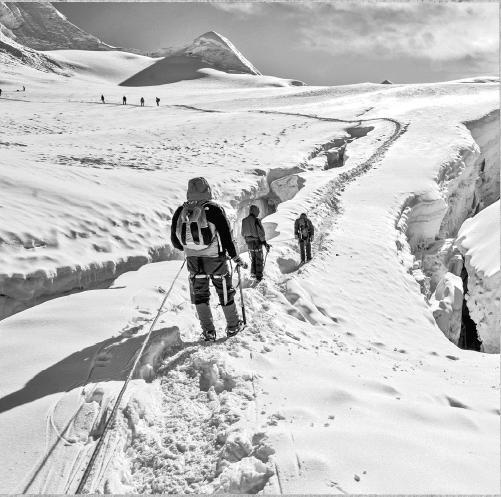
left=74, top=258, right=186, bottom=494
left=191, top=273, right=229, bottom=305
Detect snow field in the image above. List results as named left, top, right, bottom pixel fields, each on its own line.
left=0, top=53, right=499, bottom=493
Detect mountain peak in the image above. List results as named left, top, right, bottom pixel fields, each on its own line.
left=183, top=30, right=260, bottom=75
left=0, top=2, right=112, bottom=51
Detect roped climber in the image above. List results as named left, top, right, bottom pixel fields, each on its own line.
left=294, top=213, right=315, bottom=264
left=171, top=177, right=247, bottom=341
left=241, top=204, right=270, bottom=282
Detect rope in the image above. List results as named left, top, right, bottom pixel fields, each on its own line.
left=74, top=258, right=186, bottom=494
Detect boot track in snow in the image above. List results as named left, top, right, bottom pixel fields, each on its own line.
left=20, top=107, right=407, bottom=494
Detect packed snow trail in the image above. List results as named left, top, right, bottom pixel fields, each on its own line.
left=104, top=112, right=409, bottom=492
left=74, top=259, right=186, bottom=493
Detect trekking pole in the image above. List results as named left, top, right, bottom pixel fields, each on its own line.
left=236, top=265, right=247, bottom=325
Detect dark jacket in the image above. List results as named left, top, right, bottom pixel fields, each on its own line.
left=294, top=216, right=314, bottom=240
left=241, top=213, right=266, bottom=244
left=171, top=201, right=237, bottom=258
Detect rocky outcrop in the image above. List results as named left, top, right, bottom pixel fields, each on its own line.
left=0, top=2, right=112, bottom=51
left=0, top=32, right=65, bottom=72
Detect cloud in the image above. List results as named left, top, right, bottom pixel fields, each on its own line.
left=210, top=2, right=263, bottom=16
left=284, top=3, right=498, bottom=66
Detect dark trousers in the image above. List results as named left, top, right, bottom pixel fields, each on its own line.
left=187, top=256, right=235, bottom=305
left=299, top=238, right=312, bottom=262
left=246, top=239, right=264, bottom=279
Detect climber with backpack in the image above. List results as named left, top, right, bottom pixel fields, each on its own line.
left=171, top=177, right=248, bottom=341
left=241, top=205, right=271, bottom=282
left=294, top=213, right=315, bottom=264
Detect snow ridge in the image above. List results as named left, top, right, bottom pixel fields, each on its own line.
left=0, top=2, right=112, bottom=51
left=184, top=31, right=261, bottom=75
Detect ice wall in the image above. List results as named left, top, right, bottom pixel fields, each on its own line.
left=456, top=201, right=500, bottom=353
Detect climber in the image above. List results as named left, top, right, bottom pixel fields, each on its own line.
left=294, top=213, right=315, bottom=264
left=140, top=97, right=145, bottom=107
left=122, top=96, right=127, bottom=105
left=156, top=97, right=160, bottom=106
left=100, top=94, right=105, bottom=104
left=241, top=205, right=270, bottom=282
left=171, top=177, right=247, bottom=341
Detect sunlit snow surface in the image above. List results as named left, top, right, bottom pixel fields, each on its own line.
left=0, top=51, right=499, bottom=494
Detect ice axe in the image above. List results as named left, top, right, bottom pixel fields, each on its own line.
left=263, top=243, right=272, bottom=269
left=236, top=265, right=247, bottom=325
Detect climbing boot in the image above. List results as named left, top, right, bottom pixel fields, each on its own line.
left=227, top=320, right=245, bottom=337
left=202, top=329, right=217, bottom=342
left=221, top=301, right=241, bottom=335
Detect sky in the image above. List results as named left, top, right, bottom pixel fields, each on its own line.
left=55, top=2, right=500, bottom=85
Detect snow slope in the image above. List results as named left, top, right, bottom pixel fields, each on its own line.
left=0, top=48, right=499, bottom=494
left=0, top=2, right=112, bottom=51
left=457, top=200, right=500, bottom=352
left=0, top=32, right=65, bottom=73
left=120, top=31, right=263, bottom=87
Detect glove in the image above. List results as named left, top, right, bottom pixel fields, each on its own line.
left=264, top=242, right=271, bottom=252
left=233, top=255, right=248, bottom=269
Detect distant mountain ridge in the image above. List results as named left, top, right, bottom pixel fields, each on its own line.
left=0, top=2, right=112, bottom=51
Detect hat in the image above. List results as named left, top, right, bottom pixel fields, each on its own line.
left=249, top=205, right=260, bottom=216
left=187, top=177, right=212, bottom=201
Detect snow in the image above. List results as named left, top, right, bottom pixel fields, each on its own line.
left=457, top=200, right=500, bottom=279
left=184, top=31, right=261, bottom=75
left=0, top=41, right=499, bottom=495
left=0, top=2, right=112, bottom=51
left=456, top=200, right=500, bottom=352
left=41, top=49, right=159, bottom=84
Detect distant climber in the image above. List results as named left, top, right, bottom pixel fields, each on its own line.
left=156, top=97, right=160, bottom=106
left=171, top=177, right=247, bottom=341
left=140, top=97, right=145, bottom=107
left=241, top=205, right=270, bottom=282
left=122, top=96, right=127, bottom=105
left=100, top=94, right=105, bottom=104
left=294, top=213, right=314, bottom=264
left=22, top=85, right=25, bottom=91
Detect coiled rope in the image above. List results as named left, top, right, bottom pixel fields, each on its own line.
left=74, top=258, right=186, bottom=494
